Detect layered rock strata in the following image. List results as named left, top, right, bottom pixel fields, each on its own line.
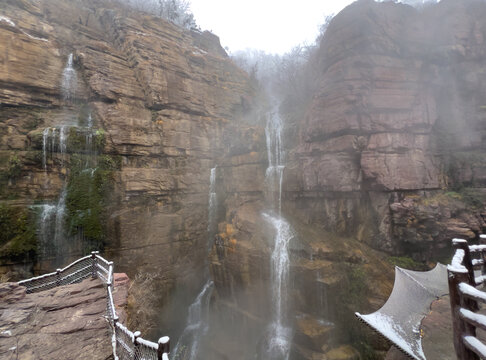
left=286, top=0, right=486, bottom=259
left=0, top=0, right=254, bottom=344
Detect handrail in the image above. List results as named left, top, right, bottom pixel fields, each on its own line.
left=18, top=254, right=92, bottom=285
left=17, top=252, right=170, bottom=360
left=448, top=236, right=486, bottom=360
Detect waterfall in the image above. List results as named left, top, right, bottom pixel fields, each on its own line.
left=35, top=186, right=67, bottom=265
left=61, top=53, right=76, bottom=102
left=265, top=108, right=285, bottom=214
left=207, top=167, right=217, bottom=250
left=173, top=280, right=214, bottom=360
left=87, top=113, right=93, bottom=129
left=36, top=53, right=90, bottom=269
left=262, top=105, right=293, bottom=359
left=262, top=213, right=294, bottom=359
left=41, top=126, right=70, bottom=169
left=42, top=128, right=50, bottom=170
left=173, top=167, right=217, bottom=359
left=59, top=126, right=67, bottom=164
left=85, top=113, right=94, bottom=167
left=38, top=204, right=56, bottom=256
left=53, top=187, right=67, bottom=253
left=50, top=127, right=57, bottom=157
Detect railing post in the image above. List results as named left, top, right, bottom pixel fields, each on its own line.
left=56, top=268, right=61, bottom=287
left=480, top=235, right=486, bottom=277
left=112, top=315, right=119, bottom=357
left=108, top=261, right=114, bottom=285
left=158, top=336, right=170, bottom=360
left=133, top=330, right=141, bottom=360
left=454, top=239, right=476, bottom=286
left=448, top=268, right=479, bottom=360
left=91, top=251, right=99, bottom=279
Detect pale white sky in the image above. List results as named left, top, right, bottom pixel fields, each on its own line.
left=189, top=0, right=355, bottom=54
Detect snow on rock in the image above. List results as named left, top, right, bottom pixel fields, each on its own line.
left=22, top=30, right=48, bottom=42
left=0, top=15, right=15, bottom=27
left=0, top=14, right=48, bottom=41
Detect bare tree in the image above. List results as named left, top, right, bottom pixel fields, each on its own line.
left=116, top=0, right=197, bottom=29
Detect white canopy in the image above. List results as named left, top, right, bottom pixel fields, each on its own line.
left=355, top=264, right=448, bottom=360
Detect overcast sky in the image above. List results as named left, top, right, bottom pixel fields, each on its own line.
left=189, top=0, right=355, bottom=54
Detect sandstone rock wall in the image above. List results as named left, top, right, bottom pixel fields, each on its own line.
left=0, top=0, right=254, bottom=335
left=2, top=0, right=486, bottom=358
left=286, top=0, right=486, bottom=259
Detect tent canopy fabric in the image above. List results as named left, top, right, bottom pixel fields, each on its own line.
left=355, top=264, right=448, bottom=360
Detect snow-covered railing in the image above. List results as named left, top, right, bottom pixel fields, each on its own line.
left=448, top=237, right=486, bottom=360
left=18, top=252, right=171, bottom=360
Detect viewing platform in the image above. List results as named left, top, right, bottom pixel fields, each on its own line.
left=0, top=253, right=170, bottom=360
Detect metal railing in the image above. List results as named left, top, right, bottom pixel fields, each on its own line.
left=18, top=251, right=170, bottom=360
left=447, top=236, right=486, bottom=360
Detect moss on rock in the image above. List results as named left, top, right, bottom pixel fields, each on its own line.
left=65, top=153, right=118, bottom=250
left=0, top=204, right=37, bottom=260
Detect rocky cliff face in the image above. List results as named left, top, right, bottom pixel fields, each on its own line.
left=286, top=0, right=486, bottom=260
left=0, top=0, right=254, bottom=341
left=209, top=1, right=486, bottom=358
left=2, top=0, right=486, bottom=359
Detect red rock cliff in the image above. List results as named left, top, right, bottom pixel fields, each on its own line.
left=286, top=0, right=486, bottom=258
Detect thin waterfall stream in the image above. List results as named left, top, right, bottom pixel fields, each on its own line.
left=262, top=105, right=294, bottom=359
left=173, top=167, right=217, bottom=359
left=61, top=53, right=76, bottom=102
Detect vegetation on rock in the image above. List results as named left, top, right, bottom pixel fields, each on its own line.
left=0, top=204, right=37, bottom=260
left=66, top=153, right=119, bottom=251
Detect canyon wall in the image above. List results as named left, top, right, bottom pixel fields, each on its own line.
left=286, top=0, right=486, bottom=261
left=0, top=0, right=255, bottom=339
left=1, top=0, right=486, bottom=359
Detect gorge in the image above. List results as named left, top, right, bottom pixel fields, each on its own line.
left=1, top=0, right=486, bottom=359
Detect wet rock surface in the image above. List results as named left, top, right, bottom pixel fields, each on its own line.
left=0, top=0, right=254, bottom=334
left=0, top=275, right=129, bottom=360
left=286, top=0, right=486, bottom=258
left=1, top=0, right=486, bottom=359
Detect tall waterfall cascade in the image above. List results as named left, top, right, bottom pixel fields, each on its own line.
left=263, top=106, right=294, bottom=359
left=173, top=167, right=217, bottom=359
left=36, top=54, right=99, bottom=267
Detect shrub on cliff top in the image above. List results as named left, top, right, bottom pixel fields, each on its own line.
left=115, top=0, right=197, bottom=29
